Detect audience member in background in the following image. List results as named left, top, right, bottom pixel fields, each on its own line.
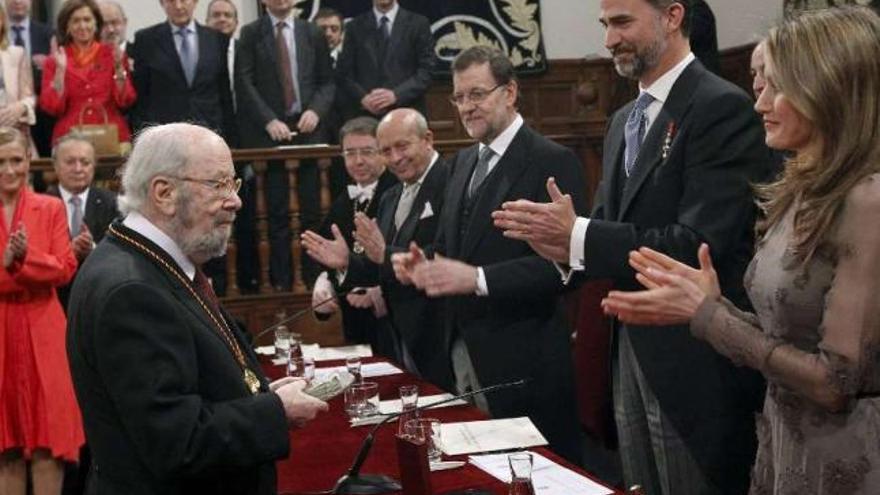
left=0, top=4, right=35, bottom=153
left=314, top=7, right=343, bottom=67
left=313, top=7, right=349, bottom=204
left=689, top=0, right=719, bottom=74
left=97, top=1, right=126, bottom=52
left=5, top=0, right=53, bottom=158
left=336, top=0, right=434, bottom=120
left=0, top=126, right=82, bottom=495
left=303, top=109, right=452, bottom=387
left=308, top=117, right=396, bottom=348
left=66, top=123, right=327, bottom=494
left=392, top=46, right=587, bottom=463
left=129, top=0, right=235, bottom=140
left=494, top=0, right=771, bottom=491
left=130, top=0, right=235, bottom=293
left=236, top=0, right=335, bottom=291
left=206, top=0, right=237, bottom=95
left=46, top=133, right=117, bottom=309
left=602, top=7, right=880, bottom=493
left=39, top=0, right=136, bottom=152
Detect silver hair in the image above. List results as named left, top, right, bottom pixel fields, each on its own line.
left=118, top=123, right=213, bottom=216
left=51, top=132, right=95, bottom=162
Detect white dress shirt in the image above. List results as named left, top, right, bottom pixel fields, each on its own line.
left=58, top=185, right=90, bottom=234
left=564, top=52, right=696, bottom=278
left=373, top=2, right=400, bottom=30
left=8, top=18, right=31, bottom=56
left=124, top=211, right=196, bottom=281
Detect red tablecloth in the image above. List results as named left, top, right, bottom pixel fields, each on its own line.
left=264, top=358, right=621, bottom=495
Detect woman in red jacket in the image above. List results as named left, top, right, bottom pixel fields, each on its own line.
left=39, top=0, right=135, bottom=154
left=0, top=126, right=82, bottom=494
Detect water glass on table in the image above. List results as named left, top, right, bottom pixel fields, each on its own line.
left=345, top=356, right=362, bottom=382
left=507, top=452, right=535, bottom=495
left=397, top=384, right=419, bottom=437
left=274, top=326, right=291, bottom=361
left=403, top=418, right=442, bottom=464
left=289, top=332, right=303, bottom=359
left=347, top=381, right=379, bottom=419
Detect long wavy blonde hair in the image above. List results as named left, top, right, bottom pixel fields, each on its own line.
left=757, top=6, right=880, bottom=264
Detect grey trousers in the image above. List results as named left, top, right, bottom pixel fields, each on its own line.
left=613, top=329, right=721, bottom=495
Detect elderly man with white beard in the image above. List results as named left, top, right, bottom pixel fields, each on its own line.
left=65, top=123, right=327, bottom=494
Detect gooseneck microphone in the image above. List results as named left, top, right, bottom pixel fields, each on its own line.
left=251, top=286, right=367, bottom=344
left=331, top=378, right=530, bottom=495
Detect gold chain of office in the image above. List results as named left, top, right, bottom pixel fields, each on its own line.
left=107, top=224, right=261, bottom=395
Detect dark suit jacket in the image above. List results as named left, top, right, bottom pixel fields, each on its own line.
left=345, top=158, right=453, bottom=389
left=433, top=125, right=588, bottom=463
left=67, top=223, right=288, bottom=495
left=316, top=171, right=397, bottom=346
left=336, top=8, right=434, bottom=119
left=586, top=60, right=769, bottom=492
left=236, top=17, right=335, bottom=148
left=130, top=23, right=235, bottom=140
left=46, top=186, right=118, bottom=309
left=28, top=19, right=55, bottom=158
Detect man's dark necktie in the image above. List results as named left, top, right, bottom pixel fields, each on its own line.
left=623, top=92, right=655, bottom=177
left=468, top=146, right=495, bottom=198
left=11, top=26, right=24, bottom=48
left=276, top=21, right=297, bottom=113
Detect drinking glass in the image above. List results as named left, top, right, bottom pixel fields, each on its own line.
left=344, top=386, right=363, bottom=419
left=274, top=326, right=291, bottom=361
left=349, top=381, right=379, bottom=418
left=302, top=356, right=315, bottom=381
left=289, top=332, right=303, bottom=359
left=507, top=452, right=535, bottom=495
left=397, top=385, right=419, bottom=437
left=287, top=357, right=305, bottom=378
left=345, top=356, right=362, bottom=382
left=403, top=418, right=442, bottom=464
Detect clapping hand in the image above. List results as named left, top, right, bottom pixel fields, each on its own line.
left=4, top=223, right=27, bottom=268
left=71, top=223, right=94, bottom=262
left=601, top=244, right=721, bottom=326
left=390, top=242, right=425, bottom=285
left=411, top=253, right=478, bottom=297
left=300, top=224, right=350, bottom=270
left=353, top=212, right=385, bottom=264
left=492, top=177, right=576, bottom=263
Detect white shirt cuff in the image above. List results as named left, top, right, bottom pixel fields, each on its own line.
left=475, top=267, right=489, bottom=296
left=335, top=268, right=347, bottom=285
left=570, top=217, right=590, bottom=270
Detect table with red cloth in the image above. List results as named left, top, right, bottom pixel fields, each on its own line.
left=263, top=357, right=622, bottom=495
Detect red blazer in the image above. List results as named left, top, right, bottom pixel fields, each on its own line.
left=39, top=43, right=136, bottom=145
left=0, top=190, right=82, bottom=460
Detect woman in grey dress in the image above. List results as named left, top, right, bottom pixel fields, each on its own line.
left=602, top=7, right=880, bottom=495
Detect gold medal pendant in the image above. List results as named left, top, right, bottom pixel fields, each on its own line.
left=243, top=368, right=260, bottom=394
left=353, top=241, right=365, bottom=254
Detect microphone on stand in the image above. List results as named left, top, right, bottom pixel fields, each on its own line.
left=332, top=378, right=530, bottom=495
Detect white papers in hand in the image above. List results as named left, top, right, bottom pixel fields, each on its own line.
left=439, top=417, right=548, bottom=456
left=469, top=451, right=613, bottom=495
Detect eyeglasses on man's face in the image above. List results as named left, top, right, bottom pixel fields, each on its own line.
left=448, top=84, right=505, bottom=107
left=172, top=175, right=242, bottom=198
left=342, top=147, right=379, bottom=159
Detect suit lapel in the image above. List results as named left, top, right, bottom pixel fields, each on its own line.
left=604, top=110, right=628, bottom=220
left=379, top=184, right=401, bottom=242
left=157, top=23, right=188, bottom=85
left=386, top=10, right=407, bottom=62
left=444, top=146, right=478, bottom=257
left=293, top=19, right=310, bottom=87
left=192, top=25, right=211, bottom=86
left=618, top=61, right=704, bottom=219
left=395, top=159, right=442, bottom=245
left=461, top=128, right=530, bottom=260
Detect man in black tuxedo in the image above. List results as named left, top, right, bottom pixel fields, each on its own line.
left=129, top=0, right=235, bottom=140
left=336, top=0, right=434, bottom=120
left=46, top=135, right=118, bottom=310
left=391, top=47, right=587, bottom=463
left=308, top=117, right=396, bottom=348
left=302, top=109, right=452, bottom=388
left=66, top=123, right=328, bottom=494
left=494, top=1, right=771, bottom=493
left=6, top=0, right=53, bottom=158
left=236, top=0, right=335, bottom=291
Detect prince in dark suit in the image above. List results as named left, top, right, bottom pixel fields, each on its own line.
left=392, top=48, right=587, bottom=463
left=66, top=123, right=327, bottom=495
left=236, top=0, right=336, bottom=290
left=495, top=2, right=771, bottom=493
left=45, top=135, right=118, bottom=310
left=336, top=0, right=434, bottom=120
left=129, top=1, right=235, bottom=140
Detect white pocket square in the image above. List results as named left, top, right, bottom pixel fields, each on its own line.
left=419, top=202, right=434, bottom=220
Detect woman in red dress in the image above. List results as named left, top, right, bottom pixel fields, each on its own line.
left=39, top=0, right=135, bottom=153
left=0, top=126, right=81, bottom=494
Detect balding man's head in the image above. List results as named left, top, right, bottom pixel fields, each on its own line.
left=377, top=109, right=434, bottom=185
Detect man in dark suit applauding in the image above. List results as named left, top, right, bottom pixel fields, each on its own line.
left=302, top=109, right=452, bottom=388
left=236, top=0, right=335, bottom=291
left=336, top=0, right=434, bottom=120
left=66, top=123, right=328, bottom=494
left=391, top=47, right=587, bottom=463
left=494, top=1, right=771, bottom=493
left=129, top=0, right=235, bottom=141
left=46, top=134, right=117, bottom=310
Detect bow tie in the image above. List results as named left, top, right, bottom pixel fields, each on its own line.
left=347, top=184, right=375, bottom=202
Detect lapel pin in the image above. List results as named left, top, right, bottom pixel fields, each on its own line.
left=661, top=121, right=676, bottom=161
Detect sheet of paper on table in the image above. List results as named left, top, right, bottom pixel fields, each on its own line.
left=379, top=393, right=468, bottom=414
left=439, top=417, right=548, bottom=456
left=469, top=451, right=614, bottom=495
left=260, top=344, right=374, bottom=364
left=314, top=362, right=403, bottom=382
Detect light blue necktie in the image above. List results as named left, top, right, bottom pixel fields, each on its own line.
left=624, top=92, right=655, bottom=177
left=176, top=28, right=196, bottom=86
